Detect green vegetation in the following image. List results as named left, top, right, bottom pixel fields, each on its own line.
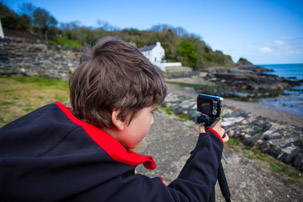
left=178, top=114, right=190, bottom=122
left=158, top=105, right=189, bottom=122
left=0, top=2, right=58, bottom=42
left=177, top=40, right=197, bottom=67
left=50, top=37, right=83, bottom=48
left=0, top=76, right=69, bottom=128
left=225, top=138, right=240, bottom=152
left=158, top=105, right=173, bottom=115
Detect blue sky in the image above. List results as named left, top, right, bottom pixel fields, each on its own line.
left=4, top=0, right=303, bottom=64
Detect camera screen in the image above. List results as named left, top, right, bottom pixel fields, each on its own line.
left=201, top=103, right=211, bottom=115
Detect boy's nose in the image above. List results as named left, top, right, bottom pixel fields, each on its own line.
left=151, top=116, right=155, bottom=125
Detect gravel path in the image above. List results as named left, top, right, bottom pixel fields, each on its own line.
left=135, top=111, right=303, bottom=202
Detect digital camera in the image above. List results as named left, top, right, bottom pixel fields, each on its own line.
left=197, top=94, right=223, bottom=128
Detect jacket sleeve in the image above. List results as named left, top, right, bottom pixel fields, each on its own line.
left=167, top=129, right=224, bottom=201
left=119, top=130, right=224, bottom=202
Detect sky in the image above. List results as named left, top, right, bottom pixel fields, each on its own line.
left=4, top=0, right=303, bottom=65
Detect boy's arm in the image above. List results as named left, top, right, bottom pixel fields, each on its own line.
left=167, top=129, right=223, bottom=201
left=125, top=129, right=224, bottom=202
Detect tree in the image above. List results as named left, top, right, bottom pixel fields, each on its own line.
left=177, top=40, right=197, bottom=67
left=32, top=7, right=57, bottom=43
left=0, top=2, right=31, bottom=30
left=19, top=2, right=35, bottom=19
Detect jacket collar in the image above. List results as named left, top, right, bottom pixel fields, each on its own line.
left=54, top=102, right=156, bottom=170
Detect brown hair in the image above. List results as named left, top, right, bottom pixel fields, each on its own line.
left=69, top=37, right=167, bottom=129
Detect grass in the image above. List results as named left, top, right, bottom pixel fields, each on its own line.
left=225, top=138, right=240, bottom=152
left=50, top=37, right=83, bottom=48
left=158, top=105, right=173, bottom=115
left=158, top=105, right=190, bottom=121
left=0, top=76, right=69, bottom=128
left=178, top=114, right=189, bottom=121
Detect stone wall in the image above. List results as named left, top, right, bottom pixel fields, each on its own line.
left=165, top=66, right=200, bottom=79
left=0, top=37, right=83, bottom=81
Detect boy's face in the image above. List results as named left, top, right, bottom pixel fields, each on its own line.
left=115, top=105, right=157, bottom=149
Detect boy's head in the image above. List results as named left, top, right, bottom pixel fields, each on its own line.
left=69, top=37, right=167, bottom=130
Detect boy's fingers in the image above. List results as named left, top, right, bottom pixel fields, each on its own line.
left=162, top=180, right=169, bottom=186
left=199, top=124, right=206, bottom=133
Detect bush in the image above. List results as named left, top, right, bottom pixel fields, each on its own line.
left=51, top=37, right=83, bottom=48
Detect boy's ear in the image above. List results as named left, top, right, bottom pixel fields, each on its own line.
left=112, top=110, right=125, bottom=131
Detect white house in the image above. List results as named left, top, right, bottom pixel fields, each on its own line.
left=0, top=19, right=4, bottom=38
left=139, top=42, right=165, bottom=63
left=139, top=42, right=181, bottom=72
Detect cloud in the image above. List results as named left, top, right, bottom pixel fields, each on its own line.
left=274, top=40, right=285, bottom=46
left=259, top=47, right=272, bottom=53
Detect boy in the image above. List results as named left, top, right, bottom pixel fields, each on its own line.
left=0, top=37, right=228, bottom=201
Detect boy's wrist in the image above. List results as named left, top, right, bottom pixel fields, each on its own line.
left=207, top=128, right=224, bottom=143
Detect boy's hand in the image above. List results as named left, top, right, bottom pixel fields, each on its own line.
left=199, top=124, right=206, bottom=133
left=199, top=120, right=229, bottom=143
left=162, top=180, right=169, bottom=186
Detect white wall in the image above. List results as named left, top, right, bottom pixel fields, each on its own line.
left=163, top=62, right=182, bottom=67
left=141, top=42, right=165, bottom=63
left=141, top=42, right=183, bottom=72
left=0, top=20, right=4, bottom=38
left=151, top=42, right=165, bottom=62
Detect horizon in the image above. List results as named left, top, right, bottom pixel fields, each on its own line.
left=3, top=0, right=303, bottom=65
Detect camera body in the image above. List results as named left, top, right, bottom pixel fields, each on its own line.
left=197, top=94, right=223, bottom=128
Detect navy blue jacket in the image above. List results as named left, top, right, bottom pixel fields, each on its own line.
left=0, top=102, right=223, bottom=201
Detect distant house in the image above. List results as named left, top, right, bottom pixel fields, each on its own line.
left=139, top=42, right=165, bottom=63
left=0, top=19, right=4, bottom=38
left=139, top=41, right=182, bottom=72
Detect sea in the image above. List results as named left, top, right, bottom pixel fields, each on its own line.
left=257, top=63, right=303, bottom=117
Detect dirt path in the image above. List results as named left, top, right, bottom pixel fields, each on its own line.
left=135, top=111, right=303, bottom=202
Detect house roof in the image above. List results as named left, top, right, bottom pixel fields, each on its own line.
left=139, top=45, right=156, bottom=52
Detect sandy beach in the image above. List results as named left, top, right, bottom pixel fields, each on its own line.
left=167, top=83, right=303, bottom=127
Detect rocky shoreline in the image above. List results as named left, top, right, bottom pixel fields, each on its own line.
left=195, top=65, right=303, bottom=100
left=161, top=92, right=303, bottom=171
left=136, top=97, right=303, bottom=201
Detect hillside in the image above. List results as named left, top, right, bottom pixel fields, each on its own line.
left=0, top=2, right=236, bottom=68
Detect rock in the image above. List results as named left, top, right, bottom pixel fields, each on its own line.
left=283, top=147, right=302, bottom=164
left=244, top=133, right=262, bottom=147
left=221, top=117, right=245, bottom=127
left=228, top=130, right=235, bottom=138
left=202, top=67, right=303, bottom=99
left=260, top=141, right=268, bottom=152
left=170, top=104, right=183, bottom=114
left=292, top=152, right=303, bottom=167
left=235, top=57, right=253, bottom=66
